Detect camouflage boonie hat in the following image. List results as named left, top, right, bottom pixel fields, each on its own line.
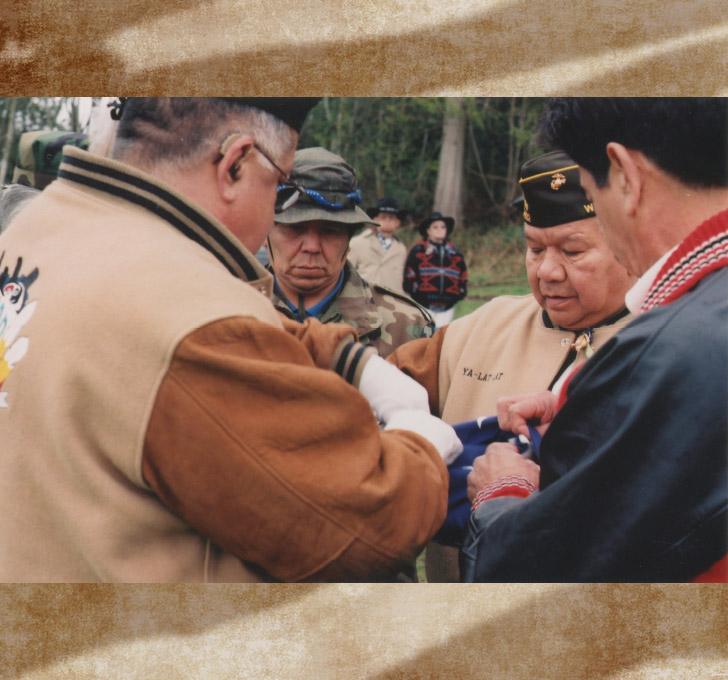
left=12, top=130, right=90, bottom=190
left=274, top=147, right=377, bottom=229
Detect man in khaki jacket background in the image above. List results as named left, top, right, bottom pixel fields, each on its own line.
left=389, top=150, right=636, bottom=581
left=349, top=196, right=408, bottom=292
left=0, top=97, right=462, bottom=583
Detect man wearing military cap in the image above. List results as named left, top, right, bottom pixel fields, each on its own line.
left=268, top=147, right=434, bottom=358
left=349, top=196, right=408, bottom=292
left=0, top=97, right=462, bottom=583
left=388, top=149, right=635, bottom=581
left=460, top=98, right=728, bottom=583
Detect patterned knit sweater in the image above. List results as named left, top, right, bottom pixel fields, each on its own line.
left=403, top=240, right=468, bottom=311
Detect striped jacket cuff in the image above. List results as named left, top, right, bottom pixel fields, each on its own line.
left=332, top=340, right=378, bottom=387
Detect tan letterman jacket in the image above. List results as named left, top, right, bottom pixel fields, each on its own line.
left=389, top=294, right=632, bottom=424
left=0, top=147, right=447, bottom=583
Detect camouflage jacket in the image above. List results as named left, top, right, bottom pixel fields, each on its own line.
left=12, top=130, right=89, bottom=190
left=270, top=261, right=434, bottom=357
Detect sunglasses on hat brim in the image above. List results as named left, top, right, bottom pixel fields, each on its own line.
left=275, top=184, right=363, bottom=214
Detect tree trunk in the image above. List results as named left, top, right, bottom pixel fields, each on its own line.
left=433, top=98, right=465, bottom=226
left=0, top=98, right=19, bottom=184
left=69, top=97, right=79, bottom=132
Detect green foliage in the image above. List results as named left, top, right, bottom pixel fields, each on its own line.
left=454, top=221, right=530, bottom=320
left=464, top=98, right=547, bottom=224
left=0, top=97, right=93, bottom=184
left=299, top=97, right=547, bottom=230
left=1, top=97, right=549, bottom=232
left=399, top=220, right=531, bottom=322
left=300, top=97, right=446, bottom=217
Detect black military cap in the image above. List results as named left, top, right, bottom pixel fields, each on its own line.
left=518, top=150, right=596, bottom=228
left=109, top=98, right=321, bottom=133
left=217, top=98, right=321, bottom=132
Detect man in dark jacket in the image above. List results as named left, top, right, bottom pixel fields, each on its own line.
left=462, top=98, right=728, bottom=582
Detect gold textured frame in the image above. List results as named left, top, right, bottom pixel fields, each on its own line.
left=1, top=0, right=726, bottom=676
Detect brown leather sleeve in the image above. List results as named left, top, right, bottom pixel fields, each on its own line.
left=278, top=315, right=358, bottom=370
left=142, top=316, right=448, bottom=582
left=386, top=327, right=447, bottom=416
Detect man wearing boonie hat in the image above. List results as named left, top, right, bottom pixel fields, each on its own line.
left=0, top=97, right=462, bottom=583
left=268, top=147, right=434, bottom=359
left=348, top=196, right=408, bottom=292
left=388, top=149, right=636, bottom=581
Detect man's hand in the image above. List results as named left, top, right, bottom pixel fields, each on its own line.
left=357, top=355, right=430, bottom=423
left=466, top=443, right=541, bottom=502
left=496, top=390, right=558, bottom=438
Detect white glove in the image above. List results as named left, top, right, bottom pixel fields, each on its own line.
left=385, top=410, right=464, bottom=465
left=357, top=355, right=429, bottom=423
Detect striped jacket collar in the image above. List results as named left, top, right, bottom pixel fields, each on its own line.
left=642, top=207, right=728, bottom=313
left=58, top=147, right=272, bottom=295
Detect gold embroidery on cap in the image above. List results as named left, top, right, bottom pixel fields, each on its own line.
left=523, top=199, right=531, bottom=223
left=550, top=173, right=566, bottom=190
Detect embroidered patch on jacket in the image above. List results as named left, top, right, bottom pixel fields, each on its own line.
left=0, top=254, right=39, bottom=408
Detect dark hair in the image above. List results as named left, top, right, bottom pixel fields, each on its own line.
left=112, top=98, right=292, bottom=167
left=538, top=98, right=728, bottom=188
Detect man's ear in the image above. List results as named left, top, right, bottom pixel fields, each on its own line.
left=215, top=134, right=254, bottom=202
left=606, top=142, right=642, bottom=216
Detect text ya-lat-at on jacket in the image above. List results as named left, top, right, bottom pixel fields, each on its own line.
left=460, top=265, right=728, bottom=582
left=388, top=294, right=631, bottom=424
left=0, top=147, right=447, bottom=583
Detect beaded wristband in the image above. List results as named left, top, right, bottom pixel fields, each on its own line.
left=471, top=475, right=536, bottom=511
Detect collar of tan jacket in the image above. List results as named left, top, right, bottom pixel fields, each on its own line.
left=58, top=146, right=273, bottom=297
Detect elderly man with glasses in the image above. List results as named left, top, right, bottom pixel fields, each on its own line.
left=0, top=97, right=463, bottom=583
left=267, top=146, right=435, bottom=359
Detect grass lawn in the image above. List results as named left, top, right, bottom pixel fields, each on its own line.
left=440, top=225, right=532, bottom=319
left=400, top=221, right=531, bottom=319
left=453, top=281, right=531, bottom=319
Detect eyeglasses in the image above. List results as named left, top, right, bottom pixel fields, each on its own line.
left=212, top=133, right=308, bottom=210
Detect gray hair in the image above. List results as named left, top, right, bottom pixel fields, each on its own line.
left=0, top=184, right=41, bottom=234
left=111, top=98, right=296, bottom=172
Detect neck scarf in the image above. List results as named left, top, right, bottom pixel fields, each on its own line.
left=274, top=270, right=345, bottom=322
left=375, top=231, right=393, bottom=251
